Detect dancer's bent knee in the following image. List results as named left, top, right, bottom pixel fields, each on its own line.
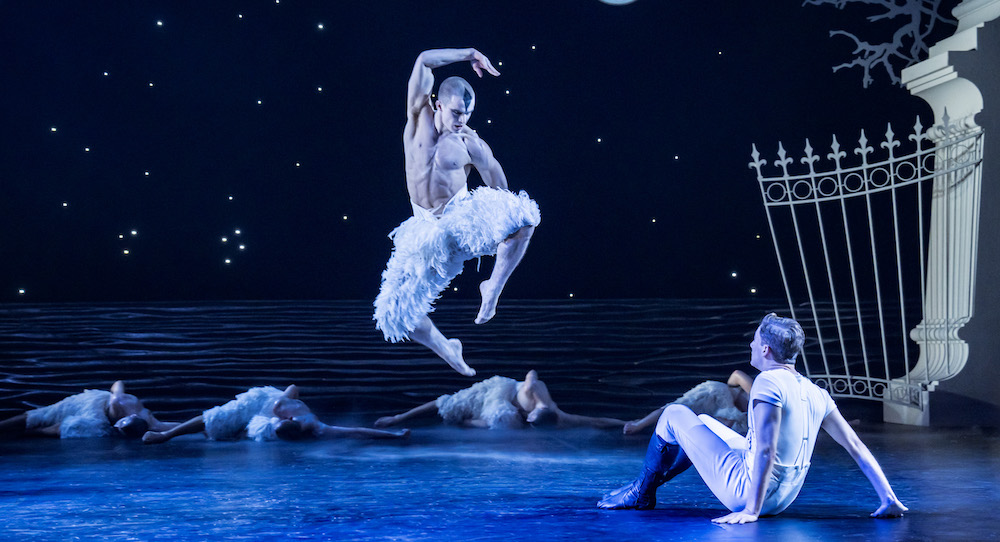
left=654, top=403, right=702, bottom=446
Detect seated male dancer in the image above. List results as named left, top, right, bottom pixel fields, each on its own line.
left=598, top=313, right=907, bottom=523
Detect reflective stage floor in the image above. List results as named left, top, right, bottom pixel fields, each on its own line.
left=2, top=423, right=997, bottom=541
left=2, top=300, right=998, bottom=540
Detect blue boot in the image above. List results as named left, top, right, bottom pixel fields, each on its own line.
left=597, top=434, right=691, bottom=510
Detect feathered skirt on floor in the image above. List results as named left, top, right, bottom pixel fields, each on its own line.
left=26, top=389, right=113, bottom=438
left=435, top=375, right=522, bottom=429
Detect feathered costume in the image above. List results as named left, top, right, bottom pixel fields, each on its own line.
left=672, top=380, right=748, bottom=434
left=203, top=386, right=284, bottom=441
left=373, top=186, right=540, bottom=342
left=435, top=375, right=522, bottom=429
left=26, top=389, right=113, bottom=438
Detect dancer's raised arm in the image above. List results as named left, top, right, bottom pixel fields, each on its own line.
left=407, top=48, right=499, bottom=117
left=727, top=370, right=753, bottom=393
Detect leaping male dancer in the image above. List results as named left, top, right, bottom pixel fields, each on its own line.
left=373, top=48, right=540, bottom=376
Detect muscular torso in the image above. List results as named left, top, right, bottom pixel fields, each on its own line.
left=404, top=105, right=477, bottom=211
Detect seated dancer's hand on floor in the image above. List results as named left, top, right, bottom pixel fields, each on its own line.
left=712, top=510, right=758, bottom=524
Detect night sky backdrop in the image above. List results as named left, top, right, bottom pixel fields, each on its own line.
left=0, top=1, right=958, bottom=302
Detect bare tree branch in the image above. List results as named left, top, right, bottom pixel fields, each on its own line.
left=803, top=0, right=956, bottom=87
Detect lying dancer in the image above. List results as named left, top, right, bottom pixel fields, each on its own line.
left=373, top=48, right=541, bottom=377
left=0, top=380, right=176, bottom=439
left=142, top=385, right=408, bottom=444
left=623, top=370, right=753, bottom=435
left=375, top=370, right=626, bottom=430
left=598, top=313, right=907, bottom=523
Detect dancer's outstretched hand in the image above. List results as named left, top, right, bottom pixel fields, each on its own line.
left=872, top=499, right=907, bottom=518
left=712, top=510, right=759, bottom=524
left=622, top=421, right=641, bottom=435
left=470, top=49, right=500, bottom=78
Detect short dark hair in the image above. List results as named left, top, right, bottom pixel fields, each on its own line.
left=115, top=416, right=149, bottom=439
left=274, top=419, right=308, bottom=440
left=528, top=408, right=558, bottom=427
left=759, top=313, right=805, bottom=363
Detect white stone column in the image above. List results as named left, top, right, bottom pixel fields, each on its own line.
left=885, top=0, right=996, bottom=425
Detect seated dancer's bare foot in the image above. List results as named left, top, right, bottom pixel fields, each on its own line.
left=445, top=339, right=476, bottom=377
left=394, top=428, right=411, bottom=439
left=475, top=281, right=500, bottom=324
left=374, top=415, right=398, bottom=428
left=141, top=431, right=170, bottom=444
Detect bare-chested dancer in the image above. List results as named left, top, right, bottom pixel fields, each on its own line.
left=0, top=380, right=177, bottom=439
left=375, top=370, right=625, bottom=430
left=373, top=48, right=541, bottom=377
left=623, top=370, right=754, bottom=435
left=142, top=385, right=408, bottom=444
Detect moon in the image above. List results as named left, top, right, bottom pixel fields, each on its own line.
left=598, top=0, right=637, bottom=4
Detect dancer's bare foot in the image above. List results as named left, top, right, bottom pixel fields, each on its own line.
left=475, top=280, right=500, bottom=324
left=445, top=338, right=476, bottom=376
left=394, top=428, right=411, bottom=439
left=141, top=430, right=170, bottom=444
left=374, top=415, right=399, bottom=428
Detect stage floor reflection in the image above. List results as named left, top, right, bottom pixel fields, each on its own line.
left=2, top=300, right=997, bottom=540
left=1, top=424, right=998, bottom=541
